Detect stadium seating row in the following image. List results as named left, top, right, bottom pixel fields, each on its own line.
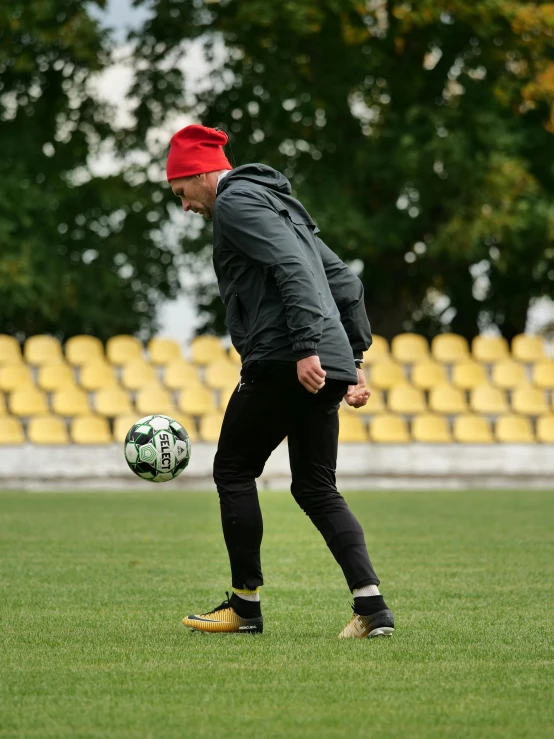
left=338, top=412, right=554, bottom=443
left=0, top=334, right=241, bottom=367
left=2, top=383, right=554, bottom=418
left=0, top=414, right=198, bottom=445
left=2, top=412, right=554, bottom=445
left=0, top=386, right=226, bottom=417
left=0, top=332, right=552, bottom=368
left=3, top=357, right=554, bottom=393
left=366, top=358, right=554, bottom=390
left=347, top=384, right=554, bottom=415
left=0, top=359, right=239, bottom=392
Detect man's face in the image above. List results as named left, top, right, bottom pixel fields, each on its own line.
left=171, top=174, right=216, bottom=220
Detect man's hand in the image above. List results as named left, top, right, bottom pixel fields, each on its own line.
left=344, top=368, right=371, bottom=408
left=297, top=355, right=326, bottom=394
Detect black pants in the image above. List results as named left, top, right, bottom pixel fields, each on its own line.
left=213, top=362, right=380, bottom=593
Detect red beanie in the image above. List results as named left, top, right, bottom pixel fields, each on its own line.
left=166, top=124, right=232, bottom=181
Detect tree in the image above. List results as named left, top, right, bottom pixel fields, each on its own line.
left=131, top=0, right=554, bottom=341
left=0, top=0, right=181, bottom=341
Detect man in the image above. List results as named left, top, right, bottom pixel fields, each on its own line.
left=167, top=124, right=394, bottom=639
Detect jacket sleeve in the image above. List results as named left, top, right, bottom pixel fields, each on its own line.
left=316, top=236, right=372, bottom=359
left=216, top=189, right=324, bottom=359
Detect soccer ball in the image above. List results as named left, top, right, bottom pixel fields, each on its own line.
left=124, top=415, right=191, bottom=483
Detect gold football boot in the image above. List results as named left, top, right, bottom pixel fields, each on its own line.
left=338, top=607, right=395, bottom=639
left=183, top=593, right=263, bottom=634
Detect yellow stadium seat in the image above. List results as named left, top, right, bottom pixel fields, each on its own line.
left=388, top=385, right=426, bottom=414
left=369, top=361, right=406, bottom=390
left=113, top=414, right=140, bottom=443
left=199, top=412, right=225, bottom=442
left=65, top=335, right=104, bottom=366
left=148, top=338, right=182, bottom=365
left=178, top=386, right=217, bottom=416
left=363, top=335, right=389, bottom=364
left=472, top=335, right=509, bottom=363
left=25, top=335, right=64, bottom=366
left=411, top=361, right=448, bottom=390
left=94, top=387, right=134, bottom=417
left=511, top=334, right=546, bottom=363
left=495, top=414, right=534, bottom=443
left=533, top=361, right=554, bottom=390
left=0, top=417, right=25, bottom=444
left=0, top=394, right=6, bottom=415
left=71, top=416, right=112, bottom=444
left=429, top=384, right=468, bottom=414
left=190, top=335, right=227, bottom=365
left=412, top=414, right=452, bottom=443
left=79, top=362, right=118, bottom=391
left=0, top=365, right=34, bottom=392
left=536, top=415, right=554, bottom=443
left=470, top=385, right=509, bottom=414
left=342, top=389, right=386, bottom=415
left=228, top=345, right=242, bottom=366
left=28, top=416, right=69, bottom=445
left=106, top=335, right=142, bottom=365
left=0, top=335, right=22, bottom=364
left=370, top=414, right=410, bottom=443
left=121, top=360, right=158, bottom=391
left=38, top=364, right=76, bottom=392
left=491, top=360, right=527, bottom=390
left=204, top=360, right=241, bottom=391
left=452, top=360, right=487, bottom=390
left=51, top=388, right=90, bottom=417
left=453, top=415, right=494, bottom=443
left=9, top=388, right=49, bottom=417
left=338, top=413, right=369, bottom=442
left=391, top=333, right=429, bottom=364
left=431, top=333, right=469, bottom=364
left=135, top=387, right=179, bottom=417
left=163, top=360, right=202, bottom=391
left=511, top=386, right=548, bottom=416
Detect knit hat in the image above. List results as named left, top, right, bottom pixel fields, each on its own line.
left=166, top=124, right=232, bottom=181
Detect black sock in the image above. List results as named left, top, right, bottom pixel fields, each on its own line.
left=353, top=594, right=388, bottom=616
left=229, top=593, right=262, bottom=619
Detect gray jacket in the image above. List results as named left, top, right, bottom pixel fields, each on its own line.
left=212, top=164, right=372, bottom=384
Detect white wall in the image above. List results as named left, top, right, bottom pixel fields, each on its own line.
left=2, top=443, right=554, bottom=491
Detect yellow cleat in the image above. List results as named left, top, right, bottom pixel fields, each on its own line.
left=182, top=594, right=263, bottom=634
left=338, top=608, right=395, bottom=639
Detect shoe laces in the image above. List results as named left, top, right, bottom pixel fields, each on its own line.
left=205, top=591, right=232, bottom=616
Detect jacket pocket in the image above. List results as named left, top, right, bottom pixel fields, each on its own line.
left=279, top=205, right=320, bottom=233
left=225, top=292, right=250, bottom=356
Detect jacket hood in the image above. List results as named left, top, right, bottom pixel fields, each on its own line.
left=218, top=164, right=291, bottom=196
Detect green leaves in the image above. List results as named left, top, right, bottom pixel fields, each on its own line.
left=4, top=0, right=554, bottom=341
left=0, top=1, right=181, bottom=339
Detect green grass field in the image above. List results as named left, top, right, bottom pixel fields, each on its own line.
left=1, top=489, right=553, bottom=739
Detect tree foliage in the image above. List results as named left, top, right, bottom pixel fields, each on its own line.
left=0, top=1, right=181, bottom=340
left=132, top=0, right=554, bottom=340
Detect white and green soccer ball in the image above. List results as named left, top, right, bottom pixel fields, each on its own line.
left=124, top=415, right=191, bottom=483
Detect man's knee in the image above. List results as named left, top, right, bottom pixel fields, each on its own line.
left=291, top=483, right=343, bottom=516
left=213, top=449, right=258, bottom=493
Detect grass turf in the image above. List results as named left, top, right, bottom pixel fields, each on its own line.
left=0, top=489, right=553, bottom=739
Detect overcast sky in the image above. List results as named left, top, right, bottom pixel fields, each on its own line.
left=90, top=0, right=152, bottom=40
